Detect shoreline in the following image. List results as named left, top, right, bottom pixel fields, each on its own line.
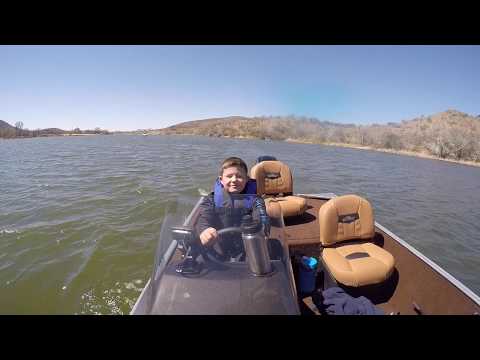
left=284, top=138, right=480, bottom=168
left=4, top=131, right=479, bottom=168
left=157, top=133, right=480, bottom=168
left=0, top=133, right=109, bottom=140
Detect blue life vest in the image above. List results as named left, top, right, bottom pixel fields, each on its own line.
left=213, top=178, right=257, bottom=209
left=211, top=178, right=258, bottom=256
left=212, top=178, right=270, bottom=250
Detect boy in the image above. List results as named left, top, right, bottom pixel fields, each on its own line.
left=196, top=157, right=267, bottom=259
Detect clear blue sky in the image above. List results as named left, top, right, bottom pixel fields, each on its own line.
left=1, top=45, right=479, bottom=131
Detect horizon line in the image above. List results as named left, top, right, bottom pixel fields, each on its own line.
left=1, top=108, right=477, bottom=132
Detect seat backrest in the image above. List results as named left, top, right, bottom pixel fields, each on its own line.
left=249, top=160, right=293, bottom=196
left=319, top=194, right=374, bottom=246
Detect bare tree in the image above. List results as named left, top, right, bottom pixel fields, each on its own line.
left=14, top=121, right=24, bottom=137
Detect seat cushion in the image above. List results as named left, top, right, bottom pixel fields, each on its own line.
left=322, top=242, right=395, bottom=287
left=319, top=194, right=374, bottom=246
left=266, top=196, right=307, bottom=217
left=250, top=160, right=293, bottom=195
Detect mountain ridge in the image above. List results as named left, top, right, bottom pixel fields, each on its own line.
left=3, top=110, right=479, bottom=164
left=0, top=121, right=110, bottom=138
left=141, top=109, right=480, bottom=164
left=0, top=119, right=15, bottom=129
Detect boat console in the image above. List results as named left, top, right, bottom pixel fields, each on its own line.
left=132, top=194, right=300, bottom=315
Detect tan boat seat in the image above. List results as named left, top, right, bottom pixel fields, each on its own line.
left=250, top=160, right=307, bottom=218
left=319, top=194, right=395, bottom=287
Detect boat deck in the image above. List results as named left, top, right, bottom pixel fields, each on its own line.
left=282, top=197, right=480, bottom=315
left=132, top=195, right=480, bottom=315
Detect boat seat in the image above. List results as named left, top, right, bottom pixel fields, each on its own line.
left=319, top=194, right=395, bottom=287
left=250, top=160, right=307, bottom=218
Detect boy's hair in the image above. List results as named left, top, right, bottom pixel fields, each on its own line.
left=219, top=157, right=248, bottom=176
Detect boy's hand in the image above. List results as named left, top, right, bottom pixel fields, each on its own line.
left=199, top=227, right=218, bottom=246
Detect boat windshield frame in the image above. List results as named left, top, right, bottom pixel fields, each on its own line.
left=135, top=193, right=297, bottom=315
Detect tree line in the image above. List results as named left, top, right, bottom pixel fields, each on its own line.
left=0, top=121, right=110, bottom=139
left=161, top=110, right=480, bottom=163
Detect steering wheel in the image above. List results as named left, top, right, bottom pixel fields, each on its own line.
left=204, top=226, right=245, bottom=263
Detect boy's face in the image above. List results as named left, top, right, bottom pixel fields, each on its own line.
left=220, top=166, right=247, bottom=193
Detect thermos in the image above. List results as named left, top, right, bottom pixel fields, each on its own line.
left=299, top=256, right=318, bottom=293
left=241, top=214, right=272, bottom=276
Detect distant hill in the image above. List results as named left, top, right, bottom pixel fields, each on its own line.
left=39, top=128, right=67, bottom=135
left=169, top=116, right=254, bottom=130
left=141, top=110, right=480, bottom=164
left=0, top=120, right=15, bottom=129
left=152, top=115, right=350, bottom=141
left=0, top=120, right=110, bottom=139
left=0, top=120, right=66, bottom=134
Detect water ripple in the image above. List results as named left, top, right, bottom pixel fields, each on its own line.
left=1, top=134, right=479, bottom=314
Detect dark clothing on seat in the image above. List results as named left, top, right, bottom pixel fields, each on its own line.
left=321, top=287, right=384, bottom=315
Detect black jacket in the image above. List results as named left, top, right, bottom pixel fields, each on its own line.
left=196, top=192, right=268, bottom=259
left=196, top=193, right=268, bottom=236
left=196, top=193, right=223, bottom=237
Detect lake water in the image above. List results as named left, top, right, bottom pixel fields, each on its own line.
left=1, top=135, right=479, bottom=314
